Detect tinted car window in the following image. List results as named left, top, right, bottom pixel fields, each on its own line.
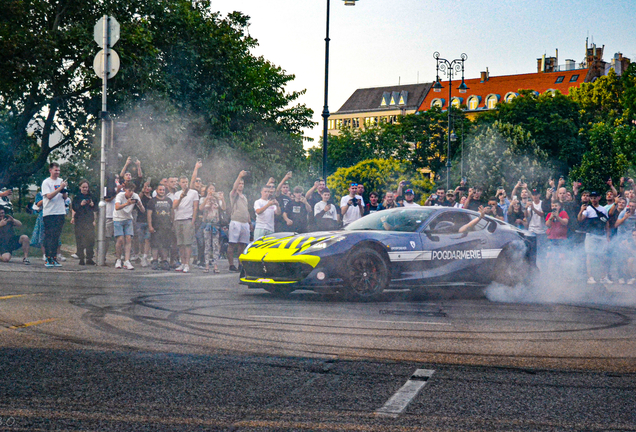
left=345, top=208, right=436, bottom=232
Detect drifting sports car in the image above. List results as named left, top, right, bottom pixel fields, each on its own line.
left=239, top=207, right=536, bottom=300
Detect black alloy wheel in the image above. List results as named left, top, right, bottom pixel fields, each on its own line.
left=344, top=248, right=389, bottom=301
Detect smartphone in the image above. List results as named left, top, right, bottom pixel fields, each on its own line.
left=197, top=158, right=202, bottom=162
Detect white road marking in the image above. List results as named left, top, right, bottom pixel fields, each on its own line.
left=375, top=369, right=435, bottom=417
left=248, top=316, right=450, bottom=325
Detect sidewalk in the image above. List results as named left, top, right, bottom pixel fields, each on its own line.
left=8, top=246, right=238, bottom=276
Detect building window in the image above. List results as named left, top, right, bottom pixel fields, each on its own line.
left=467, top=95, right=481, bottom=110
left=431, top=98, right=444, bottom=108
left=336, top=119, right=342, bottom=129
left=504, top=92, right=518, bottom=103
left=569, top=74, right=580, bottom=82
left=352, top=118, right=360, bottom=128
left=485, top=94, right=500, bottom=109
left=343, top=119, right=351, bottom=128
left=380, top=92, right=390, bottom=106
left=451, top=97, right=463, bottom=108
left=555, top=76, right=565, bottom=83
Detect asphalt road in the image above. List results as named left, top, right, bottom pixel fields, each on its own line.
left=0, top=260, right=635, bottom=431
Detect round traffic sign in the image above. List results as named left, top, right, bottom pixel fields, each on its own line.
left=93, top=49, right=120, bottom=79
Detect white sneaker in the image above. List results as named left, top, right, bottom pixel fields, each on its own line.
left=43, top=254, right=47, bottom=261
left=71, top=254, right=79, bottom=259
left=600, top=277, right=613, bottom=284
left=587, top=277, right=596, bottom=284
left=175, top=264, right=184, bottom=272
left=124, top=260, right=134, bottom=270
left=628, top=278, right=636, bottom=285
left=57, top=254, right=66, bottom=262
left=183, top=264, right=190, bottom=273
left=115, top=259, right=122, bottom=269
left=141, top=256, right=149, bottom=267
left=619, top=278, right=626, bottom=284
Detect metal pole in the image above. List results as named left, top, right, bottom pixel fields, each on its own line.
left=446, top=71, right=452, bottom=191
left=97, top=15, right=109, bottom=266
left=321, top=0, right=330, bottom=182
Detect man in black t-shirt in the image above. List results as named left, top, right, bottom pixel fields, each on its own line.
left=364, top=192, right=384, bottom=215
left=147, top=184, right=173, bottom=270
left=464, top=187, right=485, bottom=212
left=283, top=186, right=311, bottom=233
left=484, top=197, right=504, bottom=221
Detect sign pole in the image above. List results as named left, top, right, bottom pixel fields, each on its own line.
left=96, top=15, right=109, bottom=266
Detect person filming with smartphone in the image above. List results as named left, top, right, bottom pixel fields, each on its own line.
left=71, top=180, right=98, bottom=265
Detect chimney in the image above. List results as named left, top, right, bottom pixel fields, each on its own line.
left=480, top=71, right=488, bottom=82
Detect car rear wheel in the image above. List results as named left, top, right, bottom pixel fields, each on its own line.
left=344, top=247, right=389, bottom=301
left=263, top=286, right=295, bottom=297
left=494, top=243, right=531, bottom=287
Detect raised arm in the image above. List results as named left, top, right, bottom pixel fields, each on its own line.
left=190, top=160, right=202, bottom=189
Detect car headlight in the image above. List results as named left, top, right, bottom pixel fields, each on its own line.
left=301, top=236, right=346, bottom=254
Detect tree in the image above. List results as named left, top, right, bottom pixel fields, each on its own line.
left=307, top=108, right=470, bottom=179
left=570, top=123, right=630, bottom=195
left=327, top=159, right=433, bottom=204
left=477, top=90, right=585, bottom=174
left=462, top=121, right=551, bottom=197
left=0, top=0, right=314, bottom=187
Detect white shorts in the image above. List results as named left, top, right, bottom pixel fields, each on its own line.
left=229, top=220, right=250, bottom=244
left=585, top=233, right=608, bottom=255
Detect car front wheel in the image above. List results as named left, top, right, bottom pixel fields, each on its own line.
left=344, top=247, right=389, bottom=301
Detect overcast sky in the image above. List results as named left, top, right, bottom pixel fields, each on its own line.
left=211, top=0, right=636, bottom=144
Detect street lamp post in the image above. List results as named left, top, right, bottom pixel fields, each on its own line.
left=322, top=0, right=358, bottom=182
left=433, top=52, right=468, bottom=191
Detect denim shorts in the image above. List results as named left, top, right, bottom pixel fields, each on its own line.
left=114, top=219, right=134, bottom=237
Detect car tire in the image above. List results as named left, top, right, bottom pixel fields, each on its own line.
left=343, top=247, right=389, bottom=301
left=263, top=286, right=295, bottom=297
left=494, top=243, right=530, bottom=287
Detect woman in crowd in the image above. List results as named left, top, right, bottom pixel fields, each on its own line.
left=201, top=183, right=226, bottom=273
left=508, top=199, right=527, bottom=229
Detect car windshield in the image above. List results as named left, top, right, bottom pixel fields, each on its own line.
left=344, top=208, right=437, bottom=232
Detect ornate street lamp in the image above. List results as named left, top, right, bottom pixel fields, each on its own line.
left=322, top=0, right=358, bottom=181
left=433, top=52, right=468, bottom=191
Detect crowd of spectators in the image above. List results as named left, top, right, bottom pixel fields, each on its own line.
left=2, top=160, right=635, bottom=285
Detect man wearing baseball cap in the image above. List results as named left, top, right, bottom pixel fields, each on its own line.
left=577, top=191, right=611, bottom=284
left=403, top=189, right=421, bottom=207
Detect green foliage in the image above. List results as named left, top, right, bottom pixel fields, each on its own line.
left=0, top=0, right=314, bottom=188
left=463, top=121, right=551, bottom=196
left=327, top=159, right=433, bottom=204
left=478, top=89, right=585, bottom=174
left=308, top=108, right=471, bottom=179
left=570, top=123, right=630, bottom=194
left=570, top=69, right=625, bottom=125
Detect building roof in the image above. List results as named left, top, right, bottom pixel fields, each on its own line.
left=418, top=68, right=591, bottom=112
left=335, top=83, right=432, bottom=114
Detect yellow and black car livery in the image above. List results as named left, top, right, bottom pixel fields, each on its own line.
left=239, top=207, right=536, bottom=300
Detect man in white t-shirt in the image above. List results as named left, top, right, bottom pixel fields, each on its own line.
left=525, top=189, right=548, bottom=263
left=41, top=162, right=68, bottom=268
left=314, top=188, right=339, bottom=231
left=577, top=191, right=611, bottom=284
left=113, top=182, right=145, bottom=270
left=254, top=185, right=280, bottom=240
left=172, top=176, right=199, bottom=273
left=340, top=183, right=364, bottom=227
left=402, top=189, right=421, bottom=207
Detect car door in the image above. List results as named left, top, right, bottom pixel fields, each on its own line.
left=418, top=211, right=492, bottom=283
